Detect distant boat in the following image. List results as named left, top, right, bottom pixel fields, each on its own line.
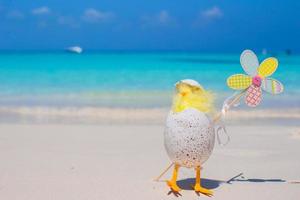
left=285, top=49, right=292, bottom=55
left=66, top=46, right=83, bottom=54
left=262, top=48, right=267, bottom=55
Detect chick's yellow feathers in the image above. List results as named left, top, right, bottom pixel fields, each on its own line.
left=172, top=82, right=214, bottom=113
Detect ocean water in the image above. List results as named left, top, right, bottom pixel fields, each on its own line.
left=0, top=51, right=299, bottom=109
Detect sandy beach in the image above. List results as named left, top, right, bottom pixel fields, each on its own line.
left=0, top=121, right=299, bottom=200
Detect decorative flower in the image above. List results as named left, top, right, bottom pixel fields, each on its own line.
left=227, top=50, right=284, bottom=107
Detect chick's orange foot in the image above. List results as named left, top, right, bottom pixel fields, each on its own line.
left=194, top=184, right=213, bottom=196
left=166, top=180, right=181, bottom=192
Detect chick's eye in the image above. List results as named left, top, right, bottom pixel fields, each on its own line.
left=192, top=87, right=201, bottom=92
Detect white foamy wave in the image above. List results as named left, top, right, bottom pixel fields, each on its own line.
left=0, top=106, right=299, bottom=124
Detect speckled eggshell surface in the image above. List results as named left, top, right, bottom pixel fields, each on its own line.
left=164, top=108, right=215, bottom=168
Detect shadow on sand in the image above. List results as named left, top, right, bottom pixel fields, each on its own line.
left=166, top=173, right=288, bottom=197
left=176, top=172, right=287, bottom=191
left=177, top=178, right=222, bottom=190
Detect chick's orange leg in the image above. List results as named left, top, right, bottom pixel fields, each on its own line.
left=166, top=164, right=181, bottom=192
left=194, top=166, right=213, bottom=196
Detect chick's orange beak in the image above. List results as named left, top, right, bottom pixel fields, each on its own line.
left=180, top=92, right=187, bottom=97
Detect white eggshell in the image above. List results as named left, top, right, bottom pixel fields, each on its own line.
left=164, top=108, right=215, bottom=168
left=175, top=79, right=201, bottom=88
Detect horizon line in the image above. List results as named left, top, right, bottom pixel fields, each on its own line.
left=0, top=49, right=297, bottom=55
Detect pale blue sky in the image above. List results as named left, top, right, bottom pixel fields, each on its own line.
left=0, top=0, right=299, bottom=52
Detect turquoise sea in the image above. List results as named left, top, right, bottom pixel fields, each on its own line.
left=0, top=51, right=299, bottom=109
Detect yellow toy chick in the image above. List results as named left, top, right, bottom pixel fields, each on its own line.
left=164, top=79, right=215, bottom=196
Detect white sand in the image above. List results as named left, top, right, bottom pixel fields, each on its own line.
left=0, top=124, right=300, bottom=200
